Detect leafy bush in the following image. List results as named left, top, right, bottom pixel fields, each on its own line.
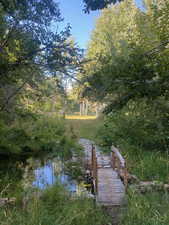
left=0, top=115, right=80, bottom=158
left=97, top=100, right=169, bottom=182
left=97, top=100, right=169, bottom=152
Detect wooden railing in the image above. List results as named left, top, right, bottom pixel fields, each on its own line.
left=91, top=144, right=98, bottom=193
left=111, top=145, right=128, bottom=188
left=90, top=144, right=127, bottom=194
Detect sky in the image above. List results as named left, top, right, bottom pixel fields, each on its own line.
left=57, top=0, right=143, bottom=49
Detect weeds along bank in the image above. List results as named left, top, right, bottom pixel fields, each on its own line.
left=0, top=116, right=111, bottom=225
left=121, top=191, right=169, bottom=225
left=0, top=184, right=111, bottom=225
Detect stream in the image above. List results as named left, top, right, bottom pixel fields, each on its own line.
left=32, top=158, right=77, bottom=191
left=0, top=140, right=92, bottom=197
left=23, top=157, right=79, bottom=193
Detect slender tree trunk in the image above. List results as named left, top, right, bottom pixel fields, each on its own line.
left=82, top=100, right=85, bottom=115
left=95, top=105, right=99, bottom=117
left=85, top=99, right=88, bottom=116
left=80, top=102, right=82, bottom=116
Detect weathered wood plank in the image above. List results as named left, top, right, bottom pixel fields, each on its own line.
left=79, top=139, right=126, bottom=207
left=97, top=168, right=125, bottom=206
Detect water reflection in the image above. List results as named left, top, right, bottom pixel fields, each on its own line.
left=22, top=157, right=90, bottom=198
left=32, top=159, right=77, bottom=192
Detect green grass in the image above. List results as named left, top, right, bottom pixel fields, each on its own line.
left=66, top=115, right=103, bottom=141
left=117, top=142, right=169, bottom=183
left=0, top=184, right=111, bottom=225
left=121, top=190, right=169, bottom=225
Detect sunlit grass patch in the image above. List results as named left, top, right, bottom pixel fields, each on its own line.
left=66, top=116, right=103, bottom=141
left=65, top=115, right=97, bottom=120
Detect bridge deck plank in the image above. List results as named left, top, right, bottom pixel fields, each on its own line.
left=79, top=139, right=126, bottom=207
left=97, top=168, right=125, bottom=206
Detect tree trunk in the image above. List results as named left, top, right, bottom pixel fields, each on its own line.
left=80, top=103, right=82, bottom=116
left=85, top=100, right=88, bottom=116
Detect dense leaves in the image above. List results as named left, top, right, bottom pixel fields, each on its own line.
left=0, top=115, right=79, bottom=157
left=0, top=0, right=82, bottom=116
left=83, top=0, right=122, bottom=13
left=81, top=0, right=169, bottom=152
left=0, top=0, right=82, bottom=157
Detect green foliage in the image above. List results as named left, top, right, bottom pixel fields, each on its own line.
left=83, top=0, right=122, bottom=13
left=97, top=100, right=169, bottom=182
left=121, top=191, right=169, bottom=225
left=126, top=149, right=169, bottom=182
left=0, top=184, right=111, bottom=225
left=98, top=100, right=169, bottom=151
left=0, top=160, right=23, bottom=198
left=82, top=0, right=169, bottom=106
left=80, top=0, right=169, bottom=163
left=0, top=116, right=79, bottom=158
left=66, top=117, right=103, bottom=141
left=0, top=0, right=82, bottom=117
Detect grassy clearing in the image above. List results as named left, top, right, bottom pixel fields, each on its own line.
left=65, top=115, right=97, bottom=120
left=65, top=115, right=103, bottom=141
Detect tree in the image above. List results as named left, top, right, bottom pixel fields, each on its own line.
left=81, top=0, right=169, bottom=109
left=83, top=0, right=122, bottom=13
left=0, top=0, right=82, bottom=116
left=79, top=0, right=169, bottom=151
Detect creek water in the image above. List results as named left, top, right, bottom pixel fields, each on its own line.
left=23, top=157, right=78, bottom=193
left=32, top=158, right=77, bottom=191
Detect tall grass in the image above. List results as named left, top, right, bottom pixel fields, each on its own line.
left=122, top=144, right=169, bottom=182
left=121, top=190, right=169, bottom=225
left=0, top=184, right=111, bottom=225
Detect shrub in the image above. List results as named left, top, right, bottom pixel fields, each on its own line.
left=0, top=115, right=81, bottom=158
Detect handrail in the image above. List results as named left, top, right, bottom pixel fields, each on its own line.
left=111, top=146, right=125, bottom=168
left=90, top=144, right=127, bottom=194
left=111, top=145, right=128, bottom=188
left=91, top=144, right=98, bottom=194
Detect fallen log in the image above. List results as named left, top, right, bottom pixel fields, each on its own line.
left=119, top=170, right=140, bottom=184
left=131, top=181, right=169, bottom=193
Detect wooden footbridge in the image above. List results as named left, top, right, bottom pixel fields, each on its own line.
left=79, top=139, right=127, bottom=207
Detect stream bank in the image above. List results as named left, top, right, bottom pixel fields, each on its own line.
left=0, top=136, right=112, bottom=225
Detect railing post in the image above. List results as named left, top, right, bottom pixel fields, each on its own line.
left=117, top=160, right=120, bottom=173
left=91, top=144, right=94, bottom=171
left=111, top=145, right=128, bottom=189
left=124, top=162, right=128, bottom=189
left=95, top=157, right=98, bottom=194
left=112, top=152, right=116, bottom=170
left=91, top=144, right=98, bottom=194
